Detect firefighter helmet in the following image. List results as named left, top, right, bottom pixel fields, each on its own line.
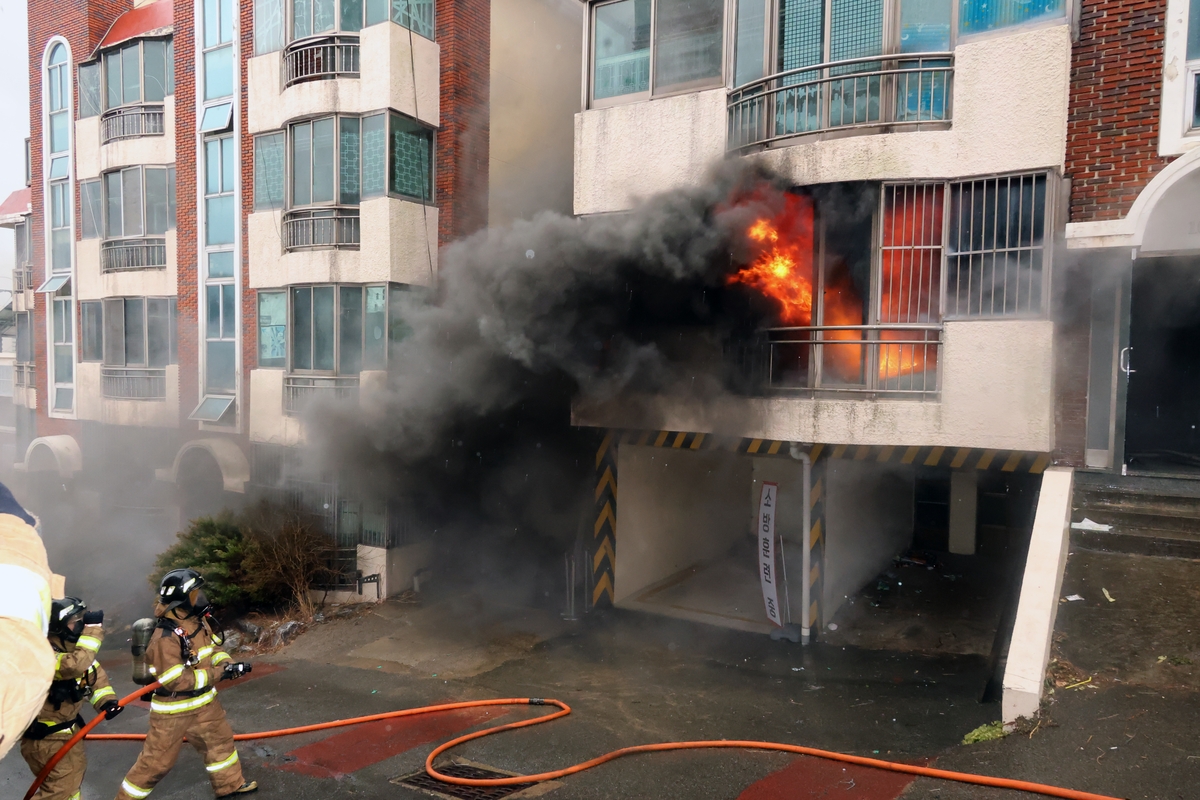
left=158, top=568, right=211, bottom=617
left=49, top=596, right=87, bottom=642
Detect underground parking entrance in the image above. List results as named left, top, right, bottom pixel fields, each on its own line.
left=603, top=438, right=1042, bottom=701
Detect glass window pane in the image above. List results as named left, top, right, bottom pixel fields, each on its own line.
left=143, top=40, right=167, bottom=102
left=79, top=63, right=102, bottom=118
left=55, top=346, right=73, bottom=382
left=49, top=156, right=69, bottom=179
left=204, top=0, right=221, bottom=48
left=222, top=284, right=236, bottom=338
left=292, top=123, right=312, bottom=206
left=206, top=341, right=236, bottom=392
left=206, top=139, right=221, bottom=194
left=255, top=132, right=287, bottom=210
left=388, top=113, right=432, bottom=201
left=258, top=291, right=287, bottom=367
left=199, top=102, right=234, bottom=132
left=1190, top=0, right=1200, bottom=60
left=145, top=168, right=168, bottom=235
left=314, top=0, right=337, bottom=32
left=958, top=0, right=1063, bottom=34
left=222, top=136, right=235, bottom=192
left=392, top=0, right=434, bottom=38
left=734, top=0, right=766, bottom=87
left=168, top=166, right=176, bottom=227
left=125, top=298, right=146, bottom=365
left=830, top=0, right=884, bottom=61
left=52, top=182, right=67, bottom=228
left=167, top=39, right=175, bottom=94
left=122, top=43, right=141, bottom=104
left=48, top=65, right=62, bottom=111
left=207, top=284, right=222, bottom=338
left=342, top=0, right=364, bottom=31
left=292, top=287, right=313, bottom=370
left=255, top=0, right=285, bottom=54
left=361, top=114, right=387, bottom=197
left=388, top=284, right=412, bottom=350
left=49, top=112, right=69, bottom=154
left=82, top=301, right=103, bottom=362
left=208, top=251, right=235, bottom=278
left=365, top=0, right=387, bottom=25
left=654, top=0, right=724, bottom=92
left=219, top=0, right=234, bottom=43
left=204, top=45, right=234, bottom=100
left=81, top=181, right=102, bottom=239
left=312, top=117, right=336, bottom=204
left=105, top=172, right=122, bottom=236
left=593, top=0, right=651, bottom=100
left=312, top=286, right=335, bottom=370
left=206, top=196, right=235, bottom=245
left=293, top=0, right=313, bottom=38
left=122, top=167, right=143, bottom=237
left=148, top=298, right=170, bottom=367
left=54, top=387, right=73, bottom=410
left=105, top=51, right=122, bottom=109
left=339, top=117, right=361, bottom=205
left=339, top=286, right=363, bottom=374
left=51, top=230, right=71, bottom=272
left=900, top=0, right=951, bottom=51
left=363, top=286, right=387, bottom=368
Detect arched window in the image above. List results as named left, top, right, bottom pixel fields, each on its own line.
left=44, top=39, right=75, bottom=413
left=46, top=43, right=70, bottom=158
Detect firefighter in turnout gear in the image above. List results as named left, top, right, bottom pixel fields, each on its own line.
left=21, top=597, right=121, bottom=800
left=115, top=569, right=257, bottom=799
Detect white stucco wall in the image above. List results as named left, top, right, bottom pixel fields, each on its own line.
left=574, top=319, right=1054, bottom=452
left=248, top=23, right=439, bottom=135
left=75, top=362, right=180, bottom=427
left=574, top=24, right=1071, bottom=215
left=76, top=232, right=178, bottom=301
left=247, top=198, right=437, bottom=289
left=248, top=368, right=305, bottom=446
left=75, top=97, right=177, bottom=181
left=612, top=444, right=753, bottom=605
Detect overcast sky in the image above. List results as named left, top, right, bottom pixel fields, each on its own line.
left=0, top=0, right=29, bottom=292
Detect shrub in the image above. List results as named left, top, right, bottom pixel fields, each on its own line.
left=150, top=514, right=252, bottom=609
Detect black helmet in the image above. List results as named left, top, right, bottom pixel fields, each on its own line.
left=158, top=568, right=211, bottom=617
left=49, top=596, right=86, bottom=642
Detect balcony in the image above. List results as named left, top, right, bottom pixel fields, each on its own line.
left=14, top=363, right=33, bottom=388
left=284, top=375, right=359, bottom=415
left=750, top=324, right=943, bottom=398
left=100, top=104, right=165, bottom=145
left=13, top=266, right=32, bottom=293
left=284, top=35, right=360, bottom=88
left=101, top=237, right=167, bottom=273
left=282, top=207, right=360, bottom=252
left=101, top=367, right=167, bottom=400
left=727, top=53, right=953, bottom=151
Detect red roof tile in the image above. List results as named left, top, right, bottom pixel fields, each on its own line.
left=97, top=0, right=173, bottom=52
left=0, top=188, right=31, bottom=219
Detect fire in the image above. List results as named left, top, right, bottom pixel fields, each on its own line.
left=725, top=195, right=815, bottom=327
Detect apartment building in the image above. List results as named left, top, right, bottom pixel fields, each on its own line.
left=572, top=0, right=1074, bottom=648
left=14, top=0, right=581, bottom=599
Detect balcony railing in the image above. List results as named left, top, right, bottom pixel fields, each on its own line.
left=14, top=363, right=33, bottom=388
left=727, top=53, right=953, bottom=151
left=284, top=35, right=360, bottom=88
left=101, top=367, right=167, bottom=400
left=760, top=324, right=942, bottom=397
left=100, top=104, right=166, bottom=145
left=282, top=207, right=360, bottom=252
left=101, top=237, right=168, bottom=273
left=13, top=266, right=33, bottom=293
left=284, top=375, right=360, bottom=415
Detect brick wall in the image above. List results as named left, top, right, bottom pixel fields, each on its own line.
left=240, top=0, right=256, bottom=433
left=173, top=0, right=199, bottom=432
left=436, top=0, right=490, bottom=245
left=1067, top=0, right=1173, bottom=222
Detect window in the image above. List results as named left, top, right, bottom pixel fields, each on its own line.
left=289, top=284, right=397, bottom=373
left=52, top=293, right=73, bottom=411
left=102, top=167, right=173, bottom=239
left=258, top=291, right=287, bottom=367
left=49, top=181, right=71, bottom=273
left=1189, top=0, right=1200, bottom=130
left=102, top=39, right=172, bottom=109
left=79, top=62, right=102, bottom=118
left=206, top=267, right=238, bottom=392
left=255, top=0, right=285, bottom=54
left=47, top=44, right=70, bottom=154
left=102, top=297, right=176, bottom=367
left=958, top=0, right=1063, bottom=35
left=203, top=0, right=235, bottom=102
left=81, top=301, right=103, bottom=361
left=590, top=0, right=724, bottom=105
left=16, top=312, right=32, bottom=364
left=263, top=112, right=433, bottom=209
left=15, top=220, right=29, bottom=265
left=81, top=180, right=101, bottom=239
left=205, top=137, right=236, bottom=245
left=283, top=0, right=433, bottom=41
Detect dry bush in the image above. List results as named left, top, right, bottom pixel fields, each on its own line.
left=239, top=500, right=341, bottom=620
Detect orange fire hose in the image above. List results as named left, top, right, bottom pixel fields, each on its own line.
left=28, top=693, right=1123, bottom=800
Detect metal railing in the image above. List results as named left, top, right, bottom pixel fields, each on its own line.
left=13, top=267, right=33, bottom=293
left=284, top=35, right=360, bottom=87
left=14, top=364, right=33, bottom=388
left=764, top=324, right=942, bottom=397
left=100, top=104, right=166, bottom=144
left=101, top=237, right=168, bottom=272
left=101, top=367, right=167, bottom=400
left=284, top=375, right=360, bottom=415
left=282, top=207, right=360, bottom=251
left=728, top=53, right=953, bottom=151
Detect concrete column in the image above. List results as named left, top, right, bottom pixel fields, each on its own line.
left=948, top=470, right=978, bottom=555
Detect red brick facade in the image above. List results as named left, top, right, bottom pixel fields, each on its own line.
left=1066, top=0, right=1173, bottom=222
left=436, top=0, right=490, bottom=245
left=172, top=0, right=199, bottom=432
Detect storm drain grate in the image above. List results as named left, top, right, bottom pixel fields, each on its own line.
left=392, top=763, right=536, bottom=800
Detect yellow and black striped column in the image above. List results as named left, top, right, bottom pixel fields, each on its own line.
left=807, top=444, right=827, bottom=637
left=592, top=431, right=618, bottom=607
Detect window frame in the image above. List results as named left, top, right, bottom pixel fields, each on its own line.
left=282, top=0, right=435, bottom=44
left=286, top=282, right=396, bottom=375
left=49, top=179, right=72, bottom=274
left=99, top=38, right=174, bottom=112
left=100, top=296, right=177, bottom=368
left=100, top=165, right=175, bottom=240
left=51, top=290, right=75, bottom=413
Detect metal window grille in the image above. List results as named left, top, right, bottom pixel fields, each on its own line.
left=100, top=237, right=168, bottom=272
left=283, top=35, right=360, bottom=88
left=100, top=105, right=165, bottom=144
left=282, top=208, right=360, bottom=251
left=283, top=375, right=360, bottom=415
left=945, top=173, right=1048, bottom=318
left=100, top=367, right=167, bottom=399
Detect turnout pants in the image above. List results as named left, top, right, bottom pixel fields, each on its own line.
left=115, top=698, right=244, bottom=799
left=21, top=735, right=85, bottom=800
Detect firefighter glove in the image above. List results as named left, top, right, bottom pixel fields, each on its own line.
left=222, top=662, right=252, bottom=681
left=99, top=700, right=123, bottom=720
left=82, top=610, right=104, bottom=625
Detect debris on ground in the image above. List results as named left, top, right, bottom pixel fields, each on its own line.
left=895, top=550, right=938, bottom=570
left=962, top=721, right=1007, bottom=744
left=1046, top=657, right=1092, bottom=691
left=1071, top=518, right=1113, bottom=532
left=1102, top=588, right=1116, bottom=603
left=1064, top=594, right=1084, bottom=602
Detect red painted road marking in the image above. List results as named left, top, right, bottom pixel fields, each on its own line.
left=275, top=706, right=506, bottom=779
left=737, top=756, right=919, bottom=800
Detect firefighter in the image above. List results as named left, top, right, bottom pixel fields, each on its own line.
left=115, top=569, right=257, bottom=800
left=21, top=596, right=122, bottom=800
